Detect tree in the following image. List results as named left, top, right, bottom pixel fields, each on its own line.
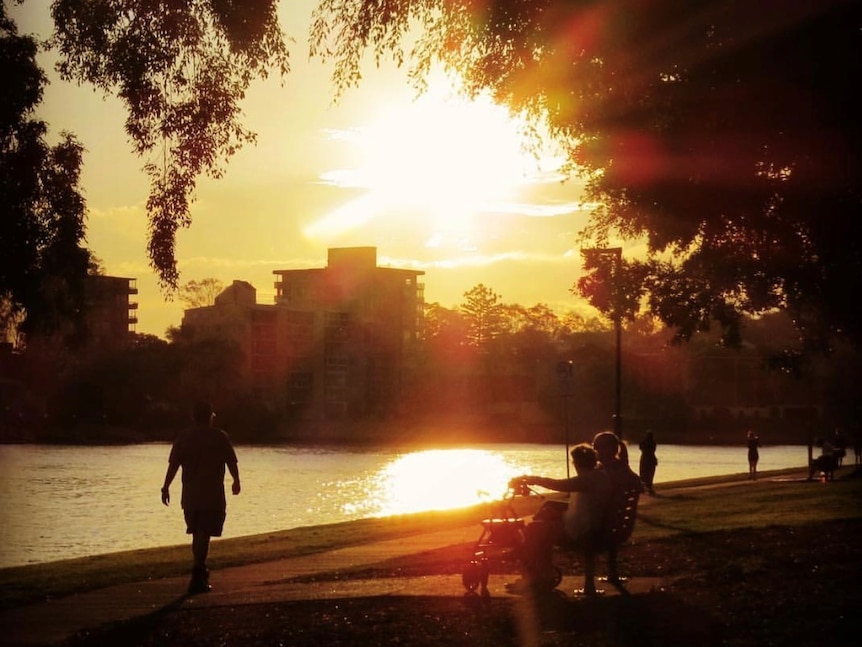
left=0, top=294, right=25, bottom=346
left=422, top=301, right=467, bottom=345
left=310, top=0, right=862, bottom=359
left=50, top=0, right=291, bottom=290
left=179, top=278, right=225, bottom=309
left=1, top=5, right=92, bottom=342
left=460, top=284, right=506, bottom=348
left=520, top=304, right=560, bottom=336
left=559, top=311, right=611, bottom=336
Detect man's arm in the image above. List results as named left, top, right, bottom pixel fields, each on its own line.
left=228, top=462, right=241, bottom=495
left=161, top=462, right=179, bottom=506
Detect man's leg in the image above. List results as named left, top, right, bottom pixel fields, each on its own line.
left=606, top=544, right=619, bottom=583
left=192, top=532, right=210, bottom=570
left=581, top=548, right=597, bottom=595
left=188, top=533, right=212, bottom=593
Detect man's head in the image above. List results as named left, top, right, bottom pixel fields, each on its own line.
left=193, top=401, right=215, bottom=426
left=593, top=431, right=620, bottom=462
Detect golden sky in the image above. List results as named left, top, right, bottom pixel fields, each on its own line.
left=13, top=1, right=601, bottom=338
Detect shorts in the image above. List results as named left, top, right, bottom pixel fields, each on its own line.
left=184, top=509, right=227, bottom=537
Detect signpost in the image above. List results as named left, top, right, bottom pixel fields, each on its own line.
left=556, top=360, right=575, bottom=478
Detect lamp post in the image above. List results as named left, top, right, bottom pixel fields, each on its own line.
left=556, top=360, right=575, bottom=478
left=583, top=247, right=623, bottom=440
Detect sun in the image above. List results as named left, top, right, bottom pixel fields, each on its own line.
left=308, top=78, right=556, bottom=247
left=361, top=90, right=530, bottom=233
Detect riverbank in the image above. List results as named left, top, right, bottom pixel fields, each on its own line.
left=1, top=467, right=860, bottom=646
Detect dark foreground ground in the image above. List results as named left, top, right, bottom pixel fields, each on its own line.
left=65, top=517, right=860, bottom=647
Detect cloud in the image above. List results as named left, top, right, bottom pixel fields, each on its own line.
left=481, top=201, right=594, bottom=218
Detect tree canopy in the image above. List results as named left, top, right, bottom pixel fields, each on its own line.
left=310, top=0, right=862, bottom=357
left=460, top=283, right=506, bottom=348
left=49, top=0, right=291, bottom=290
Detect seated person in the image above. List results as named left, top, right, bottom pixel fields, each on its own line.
left=563, top=444, right=606, bottom=546
left=509, top=432, right=642, bottom=595
left=591, top=432, right=644, bottom=582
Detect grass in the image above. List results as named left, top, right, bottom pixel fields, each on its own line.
left=635, top=470, right=862, bottom=538
left=2, top=466, right=859, bottom=611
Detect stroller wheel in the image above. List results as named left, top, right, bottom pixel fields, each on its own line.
left=462, top=560, right=482, bottom=591
left=531, top=567, right=564, bottom=593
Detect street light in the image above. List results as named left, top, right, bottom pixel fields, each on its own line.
left=582, top=247, right=623, bottom=440
left=556, top=360, right=575, bottom=478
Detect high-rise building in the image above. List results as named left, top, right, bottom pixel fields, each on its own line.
left=183, top=248, right=425, bottom=422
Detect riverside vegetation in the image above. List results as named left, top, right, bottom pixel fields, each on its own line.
left=2, top=467, right=860, bottom=646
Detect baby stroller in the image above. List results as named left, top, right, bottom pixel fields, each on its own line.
left=461, top=481, right=564, bottom=596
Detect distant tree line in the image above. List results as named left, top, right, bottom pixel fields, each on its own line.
left=2, top=282, right=859, bottom=446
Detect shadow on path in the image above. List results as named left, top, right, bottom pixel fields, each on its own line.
left=63, top=589, right=722, bottom=647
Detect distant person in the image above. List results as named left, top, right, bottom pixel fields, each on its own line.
left=638, top=430, right=658, bottom=494
left=162, top=401, right=241, bottom=594
left=832, top=428, right=847, bottom=466
left=855, top=432, right=861, bottom=465
left=809, top=435, right=840, bottom=481
left=821, top=434, right=835, bottom=460
left=746, top=430, right=760, bottom=480
left=508, top=432, right=642, bottom=595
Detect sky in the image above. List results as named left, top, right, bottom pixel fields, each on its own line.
left=11, top=1, right=613, bottom=339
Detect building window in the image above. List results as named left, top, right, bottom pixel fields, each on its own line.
left=287, top=372, right=313, bottom=405
left=326, top=355, right=349, bottom=370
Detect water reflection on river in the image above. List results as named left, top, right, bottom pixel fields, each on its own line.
left=0, top=442, right=808, bottom=568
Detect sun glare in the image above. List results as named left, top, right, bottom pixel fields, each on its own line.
left=371, top=449, right=520, bottom=516
left=307, top=79, right=564, bottom=246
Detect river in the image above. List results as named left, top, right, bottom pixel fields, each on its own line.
left=0, top=442, right=809, bottom=568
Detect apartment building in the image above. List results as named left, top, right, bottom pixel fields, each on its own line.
left=183, top=247, right=425, bottom=422
left=83, top=275, right=138, bottom=348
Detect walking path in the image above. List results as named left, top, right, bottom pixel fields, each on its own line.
left=0, top=472, right=808, bottom=646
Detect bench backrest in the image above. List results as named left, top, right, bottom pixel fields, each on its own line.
left=600, top=462, right=643, bottom=547
left=603, top=484, right=641, bottom=546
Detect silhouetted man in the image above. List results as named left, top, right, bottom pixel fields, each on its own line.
left=162, top=401, right=240, bottom=594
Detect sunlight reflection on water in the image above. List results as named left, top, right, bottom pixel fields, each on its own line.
left=367, top=449, right=516, bottom=516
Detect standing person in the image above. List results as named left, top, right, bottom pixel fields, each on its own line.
left=854, top=431, right=861, bottom=465
left=746, top=430, right=760, bottom=480
left=832, top=429, right=847, bottom=466
left=162, top=401, right=241, bottom=594
left=638, top=430, right=658, bottom=494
